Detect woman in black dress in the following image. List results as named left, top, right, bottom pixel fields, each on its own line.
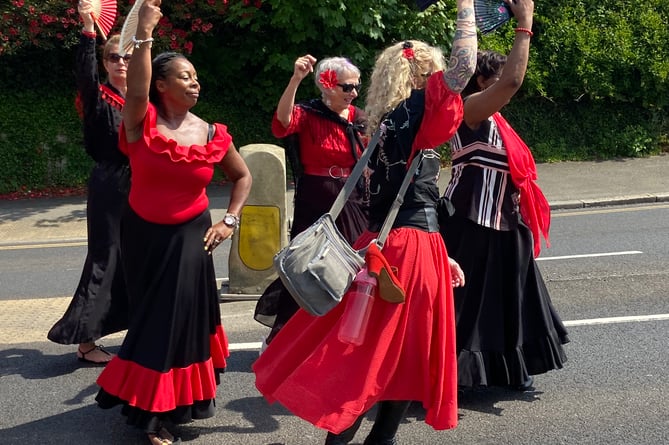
left=47, top=0, right=129, bottom=365
left=440, top=0, right=569, bottom=390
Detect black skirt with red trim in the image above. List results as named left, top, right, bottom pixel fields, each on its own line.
left=95, top=207, right=228, bottom=432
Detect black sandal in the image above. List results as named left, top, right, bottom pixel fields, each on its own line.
left=77, top=344, right=113, bottom=364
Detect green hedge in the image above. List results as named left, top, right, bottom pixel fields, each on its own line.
left=505, top=97, right=667, bottom=161
left=1, top=0, right=668, bottom=195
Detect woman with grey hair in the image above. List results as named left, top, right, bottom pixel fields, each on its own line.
left=254, top=54, right=370, bottom=345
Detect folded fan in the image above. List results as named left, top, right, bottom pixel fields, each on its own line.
left=118, top=0, right=146, bottom=56
left=474, top=0, right=514, bottom=34
left=415, top=0, right=440, bottom=11
left=90, top=0, right=117, bottom=40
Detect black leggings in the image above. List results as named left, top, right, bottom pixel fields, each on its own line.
left=325, top=401, right=411, bottom=445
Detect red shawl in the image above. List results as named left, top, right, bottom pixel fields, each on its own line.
left=493, top=112, right=550, bottom=257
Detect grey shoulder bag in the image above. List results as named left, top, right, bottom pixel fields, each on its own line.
left=273, top=130, right=423, bottom=316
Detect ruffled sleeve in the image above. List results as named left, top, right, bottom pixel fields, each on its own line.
left=412, top=72, right=464, bottom=150
left=122, top=103, right=231, bottom=163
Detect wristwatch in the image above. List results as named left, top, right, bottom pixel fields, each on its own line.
left=223, top=213, right=240, bottom=230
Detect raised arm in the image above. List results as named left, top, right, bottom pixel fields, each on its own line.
left=122, top=0, right=163, bottom=143
left=75, top=1, right=100, bottom=114
left=442, top=0, right=478, bottom=93
left=464, top=0, right=535, bottom=125
left=275, top=54, right=317, bottom=128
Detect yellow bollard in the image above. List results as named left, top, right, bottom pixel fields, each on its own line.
left=225, top=144, right=289, bottom=298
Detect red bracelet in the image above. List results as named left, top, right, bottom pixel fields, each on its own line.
left=515, top=27, right=534, bottom=37
left=82, top=29, right=97, bottom=39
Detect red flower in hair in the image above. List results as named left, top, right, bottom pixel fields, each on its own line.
left=319, top=69, right=338, bottom=89
left=402, top=41, right=415, bottom=60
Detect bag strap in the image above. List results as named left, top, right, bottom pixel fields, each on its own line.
left=374, top=151, right=422, bottom=248
left=328, top=129, right=423, bottom=248
left=329, top=128, right=381, bottom=218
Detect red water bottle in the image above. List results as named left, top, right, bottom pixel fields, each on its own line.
left=338, top=268, right=377, bottom=345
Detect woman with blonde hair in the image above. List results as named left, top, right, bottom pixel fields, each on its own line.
left=253, top=2, right=477, bottom=443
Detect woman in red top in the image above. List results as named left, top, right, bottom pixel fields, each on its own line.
left=253, top=1, right=477, bottom=443
left=254, top=55, right=369, bottom=345
left=94, top=1, right=251, bottom=444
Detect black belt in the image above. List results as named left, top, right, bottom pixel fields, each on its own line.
left=370, top=206, right=439, bottom=233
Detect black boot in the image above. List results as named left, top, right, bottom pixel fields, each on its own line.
left=362, top=401, right=410, bottom=445
left=324, top=415, right=364, bottom=445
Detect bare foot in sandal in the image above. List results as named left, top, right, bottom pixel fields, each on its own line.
left=148, top=427, right=181, bottom=445
left=77, top=343, right=114, bottom=364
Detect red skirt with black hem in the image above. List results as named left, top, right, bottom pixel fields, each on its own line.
left=253, top=227, right=458, bottom=434
left=96, top=207, right=229, bottom=430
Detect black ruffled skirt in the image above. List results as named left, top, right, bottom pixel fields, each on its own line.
left=440, top=214, right=569, bottom=388
left=95, top=207, right=228, bottom=432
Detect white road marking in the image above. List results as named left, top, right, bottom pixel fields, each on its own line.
left=0, top=241, right=87, bottom=251
left=230, top=342, right=263, bottom=351
left=2, top=299, right=667, bottom=346
left=563, top=313, right=669, bottom=327
left=537, top=251, right=643, bottom=261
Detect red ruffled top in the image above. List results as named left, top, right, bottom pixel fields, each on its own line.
left=120, top=103, right=232, bottom=224
left=271, top=105, right=361, bottom=170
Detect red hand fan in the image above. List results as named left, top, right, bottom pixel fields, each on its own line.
left=91, top=0, right=117, bottom=40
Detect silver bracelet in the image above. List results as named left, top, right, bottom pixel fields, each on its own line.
left=132, top=36, right=154, bottom=49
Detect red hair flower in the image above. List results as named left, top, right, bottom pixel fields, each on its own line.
left=402, top=41, right=415, bottom=60
left=319, top=69, right=338, bottom=89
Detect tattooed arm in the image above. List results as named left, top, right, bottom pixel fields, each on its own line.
left=463, top=0, right=534, bottom=127
left=442, top=0, right=477, bottom=93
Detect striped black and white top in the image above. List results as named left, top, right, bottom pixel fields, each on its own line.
left=443, top=117, right=520, bottom=231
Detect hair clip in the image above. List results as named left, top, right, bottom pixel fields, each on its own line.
left=402, top=41, right=415, bottom=60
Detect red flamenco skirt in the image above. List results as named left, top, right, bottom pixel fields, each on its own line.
left=253, top=228, right=458, bottom=434
left=96, top=207, right=229, bottom=432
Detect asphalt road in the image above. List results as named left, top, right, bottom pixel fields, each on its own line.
left=1, top=203, right=668, bottom=444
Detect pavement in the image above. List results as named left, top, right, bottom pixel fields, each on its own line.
left=1, top=153, right=669, bottom=246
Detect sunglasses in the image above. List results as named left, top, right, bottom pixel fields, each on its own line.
left=107, top=53, right=131, bottom=63
left=337, top=83, right=361, bottom=93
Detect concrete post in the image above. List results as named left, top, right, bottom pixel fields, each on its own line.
left=225, top=143, right=288, bottom=297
